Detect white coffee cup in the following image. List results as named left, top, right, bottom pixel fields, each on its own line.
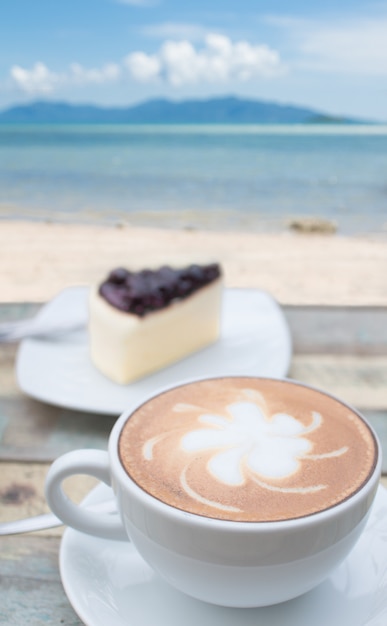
left=45, top=376, right=381, bottom=607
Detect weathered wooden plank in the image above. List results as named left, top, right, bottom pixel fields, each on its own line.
left=0, top=461, right=98, bottom=537
left=284, top=306, right=387, bottom=355
left=0, top=344, right=19, bottom=397
left=0, top=535, right=82, bottom=625
left=289, top=355, right=387, bottom=408
left=0, top=303, right=41, bottom=324
left=0, top=395, right=116, bottom=462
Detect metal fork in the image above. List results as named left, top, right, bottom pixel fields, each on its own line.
left=0, top=314, right=87, bottom=343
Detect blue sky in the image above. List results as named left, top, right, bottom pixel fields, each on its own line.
left=1, top=0, right=387, bottom=120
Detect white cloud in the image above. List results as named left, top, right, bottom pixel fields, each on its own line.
left=10, top=61, right=121, bottom=95
left=10, top=62, right=60, bottom=94
left=124, top=33, right=283, bottom=85
left=125, top=53, right=160, bottom=82
left=8, top=33, right=283, bottom=96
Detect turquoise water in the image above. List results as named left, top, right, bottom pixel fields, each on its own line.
left=1, top=124, right=387, bottom=234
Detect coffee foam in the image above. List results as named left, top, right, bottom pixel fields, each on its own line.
left=118, top=377, right=377, bottom=522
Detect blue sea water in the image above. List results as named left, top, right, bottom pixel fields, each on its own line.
left=0, top=124, right=387, bottom=234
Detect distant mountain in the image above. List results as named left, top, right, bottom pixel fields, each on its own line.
left=0, top=96, right=360, bottom=124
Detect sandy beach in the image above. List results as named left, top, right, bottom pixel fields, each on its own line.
left=0, top=219, right=386, bottom=305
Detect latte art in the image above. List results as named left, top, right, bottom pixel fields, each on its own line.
left=119, top=378, right=377, bottom=522
left=179, top=398, right=347, bottom=495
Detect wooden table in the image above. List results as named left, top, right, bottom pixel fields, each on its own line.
left=1, top=302, right=387, bottom=624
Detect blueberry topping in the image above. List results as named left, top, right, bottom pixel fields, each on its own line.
left=99, top=263, right=221, bottom=317
left=108, top=267, right=130, bottom=284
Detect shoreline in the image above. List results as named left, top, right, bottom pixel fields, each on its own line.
left=1, top=219, right=386, bottom=305
left=1, top=202, right=386, bottom=239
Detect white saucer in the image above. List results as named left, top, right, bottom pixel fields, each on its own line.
left=16, top=287, right=292, bottom=415
left=60, top=483, right=387, bottom=626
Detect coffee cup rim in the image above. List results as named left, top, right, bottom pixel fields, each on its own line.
left=109, top=375, right=382, bottom=532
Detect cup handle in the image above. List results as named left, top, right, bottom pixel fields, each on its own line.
left=45, top=449, right=127, bottom=541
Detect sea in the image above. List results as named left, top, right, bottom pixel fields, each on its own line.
left=1, top=123, right=387, bottom=235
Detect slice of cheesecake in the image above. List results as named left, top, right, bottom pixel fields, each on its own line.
left=89, top=263, right=223, bottom=384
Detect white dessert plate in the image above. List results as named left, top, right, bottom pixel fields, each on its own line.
left=16, top=286, right=292, bottom=415
left=60, top=483, right=387, bottom=626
